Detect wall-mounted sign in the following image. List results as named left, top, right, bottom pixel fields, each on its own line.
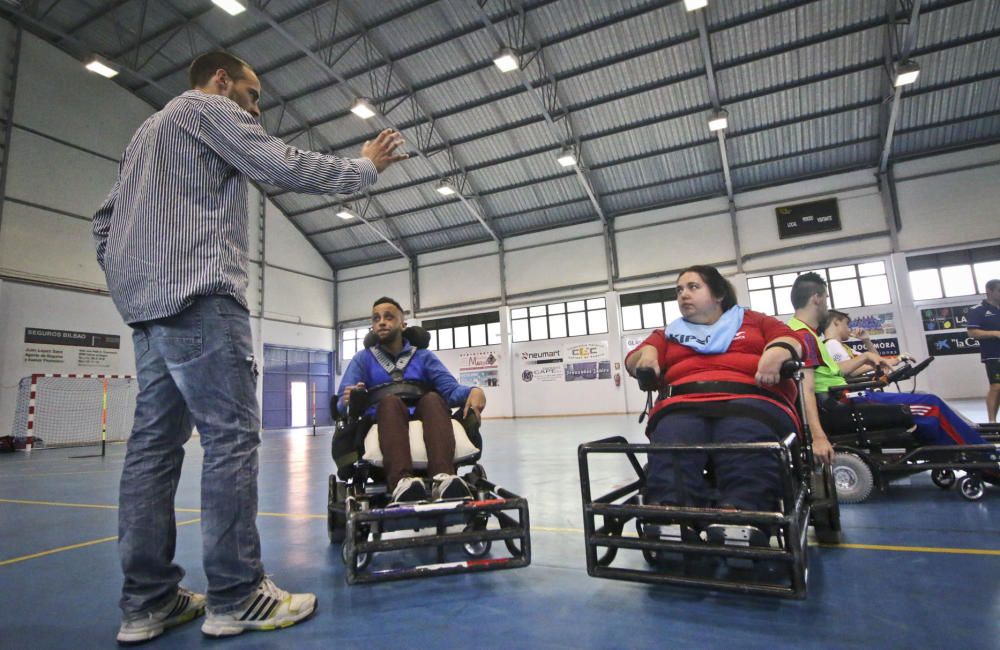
left=775, top=198, right=841, bottom=239
left=920, top=305, right=977, bottom=331
left=925, top=332, right=980, bottom=356
left=848, top=313, right=896, bottom=336
left=459, top=348, right=500, bottom=387
left=847, top=338, right=900, bottom=358
left=23, top=327, right=120, bottom=369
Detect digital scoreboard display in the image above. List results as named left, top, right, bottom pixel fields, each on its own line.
left=775, top=198, right=841, bottom=239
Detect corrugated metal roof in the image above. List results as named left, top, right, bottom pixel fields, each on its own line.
left=24, top=0, right=1000, bottom=269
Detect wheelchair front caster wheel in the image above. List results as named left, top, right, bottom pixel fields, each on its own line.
left=931, top=469, right=956, bottom=490
left=462, top=517, right=492, bottom=557
left=958, top=475, right=985, bottom=501
left=342, top=532, right=379, bottom=570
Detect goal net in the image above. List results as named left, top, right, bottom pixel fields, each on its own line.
left=12, top=374, right=138, bottom=448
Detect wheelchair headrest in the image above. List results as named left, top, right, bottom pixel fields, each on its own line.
left=363, top=326, right=431, bottom=350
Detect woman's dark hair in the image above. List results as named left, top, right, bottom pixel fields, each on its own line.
left=677, top=265, right=738, bottom=311
left=188, top=51, right=250, bottom=89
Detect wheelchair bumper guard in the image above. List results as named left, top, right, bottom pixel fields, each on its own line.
left=340, top=478, right=530, bottom=585
left=578, top=435, right=815, bottom=599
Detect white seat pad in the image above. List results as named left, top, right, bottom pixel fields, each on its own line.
left=362, top=419, right=480, bottom=468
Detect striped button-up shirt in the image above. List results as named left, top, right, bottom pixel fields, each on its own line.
left=93, top=89, right=377, bottom=324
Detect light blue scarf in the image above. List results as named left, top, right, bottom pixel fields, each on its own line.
left=666, top=305, right=745, bottom=354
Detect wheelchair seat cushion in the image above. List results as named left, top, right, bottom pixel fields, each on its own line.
left=362, top=419, right=480, bottom=467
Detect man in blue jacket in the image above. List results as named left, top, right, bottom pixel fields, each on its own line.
left=338, top=297, right=486, bottom=503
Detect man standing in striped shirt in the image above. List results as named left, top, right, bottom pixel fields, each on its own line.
left=93, top=51, right=406, bottom=644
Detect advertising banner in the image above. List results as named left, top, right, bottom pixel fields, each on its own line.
left=23, top=327, right=120, bottom=370
left=519, top=349, right=564, bottom=383
left=459, top=348, right=500, bottom=387
left=925, top=332, right=980, bottom=356
left=920, top=305, right=977, bottom=331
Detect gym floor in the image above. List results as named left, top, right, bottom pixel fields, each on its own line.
left=1, top=401, right=998, bottom=649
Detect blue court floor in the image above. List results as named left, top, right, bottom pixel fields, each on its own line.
left=1, top=404, right=998, bottom=649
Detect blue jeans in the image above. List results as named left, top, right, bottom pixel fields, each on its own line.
left=646, top=399, right=789, bottom=511
left=119, top=296, right=263, bottom=616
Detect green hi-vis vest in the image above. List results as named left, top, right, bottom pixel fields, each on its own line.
left=788, top=317, right=848, bottom=394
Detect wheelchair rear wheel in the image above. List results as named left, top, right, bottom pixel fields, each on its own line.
left=832, top=453, right=874, bottom=503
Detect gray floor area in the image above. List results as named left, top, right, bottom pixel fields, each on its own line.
left=1, top=403, right=998, bottom=649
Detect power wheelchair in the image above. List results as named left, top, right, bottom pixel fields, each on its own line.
left=823, top=357, right=1000, bottom=503
left=327, top=326, right=530, bottom=585
left=578, top=360, right=839, bottom=599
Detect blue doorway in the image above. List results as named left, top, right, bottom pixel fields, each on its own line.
left=262, top=345, right=332, bottom=429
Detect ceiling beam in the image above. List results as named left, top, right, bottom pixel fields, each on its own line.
left=878, top=0, right=923, bottom=173
left=248, top=0, right=502, bottom=244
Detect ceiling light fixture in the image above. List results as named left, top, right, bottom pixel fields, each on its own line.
left=211, top=0, right=247, bottom=16
left=894, top=60, right=920, bottom=87
left=683, top=0, right=708, bottom=11
left=350, top=97, right=376, bottom=120
left=436, top=179, right=457, bottom=196
left=492, top=47, right=520, bottom=73
left=708, top=108, right=729, bottom=132
left=84, top=59, right=118, bottom=78
left=556, top=147, right=577, bottom=167
left=336, top=208, right=356, bottom=220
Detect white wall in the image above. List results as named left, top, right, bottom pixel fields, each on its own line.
left=418, top=241, right=501, bottom=310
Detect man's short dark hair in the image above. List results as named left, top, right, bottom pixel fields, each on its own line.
left=372, top=297, right=404, bottom=315
left=987, top=279, right=1000, bottom=293
left=189, top=51, right=250, bottom=89
left=677, top=265, right=738, bottom=311
left=791, top=272, right=827, bottom=310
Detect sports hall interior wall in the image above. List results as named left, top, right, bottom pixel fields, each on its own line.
left=0, top=22, right=996, bottom=429
left=0, top=25, right=336, bottom=432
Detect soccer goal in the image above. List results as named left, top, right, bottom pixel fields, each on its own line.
left=12, top=374, right=138, bottom=450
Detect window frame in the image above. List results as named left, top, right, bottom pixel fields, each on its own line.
left=747, top=260, right=892, bottom=316
left=510, top=297, right=609, bottom=342
left=619, top=288, right=681, bottom=332
left=423, top=311, right=501, bottom=351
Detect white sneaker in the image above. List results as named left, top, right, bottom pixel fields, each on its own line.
left=391, top=476, right=428, bottom=504
left=200, top=577, right=316, bottom=637
left=117, top=586, right=205, bottom=644
left=431, top=473, right=472, bottom=501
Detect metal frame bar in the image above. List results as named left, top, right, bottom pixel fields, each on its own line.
left=694, top=5, right=743, bottom=272
left=339, top=477, right=531, bottom=585
left=0, top=24, right=22, bottom=239
left=577, top=436, right=811, bottom=599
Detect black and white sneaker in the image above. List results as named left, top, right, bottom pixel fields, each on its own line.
left=390, top=476, right=428, bottom=504
left=117, top=587, right=205, bottom=645
left=200, top=577, right=316, bottom=637
left=431, top=473, right=472, bottom=501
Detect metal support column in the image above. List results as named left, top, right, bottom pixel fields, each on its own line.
left=0, top=24, right=22, bottom=239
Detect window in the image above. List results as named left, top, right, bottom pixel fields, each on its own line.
left=510, top=297, right=608, bottom=342
left=340, top=326, right=369, bottom=361
left=423, top=311, right=501, bottom=351
left=620, top=288, right=681, bottom=331
left=747, top=261, right=892, bottom=316
left=906, top=246, right=1000, bottom=300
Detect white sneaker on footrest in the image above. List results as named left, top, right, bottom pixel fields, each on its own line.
left=200, top=577, right=316, bottom=637
left=431, top=473, right=472, bottom=500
